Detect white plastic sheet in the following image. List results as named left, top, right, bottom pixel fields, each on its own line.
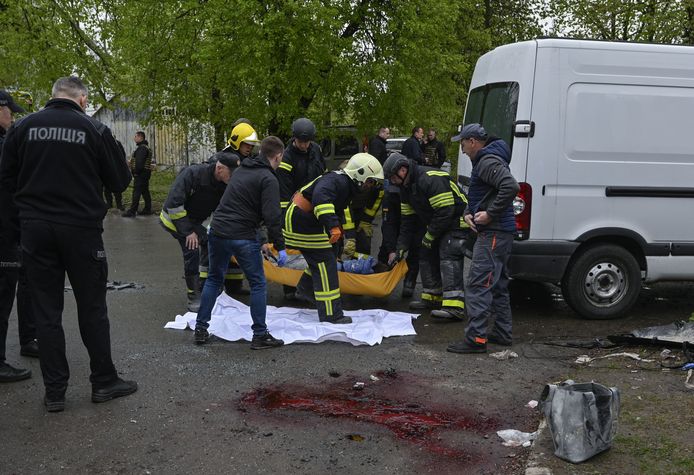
left=164, top=293, right=418, bottom=346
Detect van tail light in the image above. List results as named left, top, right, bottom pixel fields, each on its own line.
left=513, top=182, right=532, bottom=240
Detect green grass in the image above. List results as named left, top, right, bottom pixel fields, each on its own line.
left=615, top=434, right=693, bottom=474
left=119, top=168, right=177, bottom=213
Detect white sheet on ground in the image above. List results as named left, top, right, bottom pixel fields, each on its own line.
left=164, top=293, right=418, bottom=346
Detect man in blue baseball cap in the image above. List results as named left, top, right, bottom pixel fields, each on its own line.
left=447, top=123, right=519, bottom=354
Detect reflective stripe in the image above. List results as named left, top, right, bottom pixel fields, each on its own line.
left=421, top=293, right=443, bottom=302
left=159, top=211, right=177, bottom=232
left=280, top=201, right=290, bottom=209
left=364, top=190, right=384, bottom=217
left=442, top=299, right=465, bottom=309
left=429, top=191, right=454, bottom=208
left=279, top=161, right=293, bottom=172
left=167, top=205, right=187, bottom=220
left=225, top=273, right=244, bottom=280
left=450, top=182, right=467, bottom=203
left=317, top=261, right=334, bottom=315
left=401, top=203, right=415, bottom=216
left=460, top=216, right=470, bottom=229
left=314, top=203, right=336, bottom=219
left=343, top=207, right=355, bottom=230
left=424, top=231, right=434, bottom=242
left=199, top=271, right=208, bottom=278
left=426, top=170, right=450, bottom=177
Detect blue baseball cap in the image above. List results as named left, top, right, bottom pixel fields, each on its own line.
left=451, top=123, right=487, bottom=142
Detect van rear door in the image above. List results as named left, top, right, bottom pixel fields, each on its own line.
left=458, top=40, right=537, bottom=232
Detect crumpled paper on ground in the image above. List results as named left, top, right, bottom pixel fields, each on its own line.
left=497, top=429, right=538, bottom=447
left=164, top=293, right=418, bottom=346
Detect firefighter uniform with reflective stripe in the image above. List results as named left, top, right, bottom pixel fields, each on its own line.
left=283, top=171, right=357, bottom=322
left=397, top=161, right=469, bottom=312
left=344, top=186, right=384, bottom=256
left=159, top=158, right=243, bottom=287
left=277, top=141, right=326, bottom=212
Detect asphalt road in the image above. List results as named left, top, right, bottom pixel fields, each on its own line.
left=2, top=213, right=692, bottom=474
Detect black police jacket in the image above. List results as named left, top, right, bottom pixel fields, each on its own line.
left=211, top=154, right=285, bottom=250
left=0, top=98, right=131, bottom=230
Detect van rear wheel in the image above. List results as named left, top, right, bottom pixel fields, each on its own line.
left=561, top=244, right=641, bottom=320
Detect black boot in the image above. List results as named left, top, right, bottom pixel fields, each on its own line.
left=185, top=275, right=201, bottom=312
left=0, top=362, right=31, bottom=382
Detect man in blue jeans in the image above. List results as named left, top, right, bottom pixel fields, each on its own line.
left=194, top=136, right=288, bottom=349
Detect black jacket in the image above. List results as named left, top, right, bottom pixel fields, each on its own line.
left=278, top=140, right=325, bottom=210
left=422, top=138, right=446, bottom=168
left=0, top=98, right=131, bottom=230
left=211, top=154, right=285, bottom=250
left=131, top=139, right=152, bottom=178
left=368, top=135, right=388, bottom=164
left=401, top=135, right=423, bottom=164
left=397, top=161, right=467, bottom=250
left=160, top=161, right=228, bottom=237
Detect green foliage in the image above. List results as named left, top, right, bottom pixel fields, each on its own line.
left=548, top=0, right=694, bottom=43
left=1, top=0, right=548, bottom=146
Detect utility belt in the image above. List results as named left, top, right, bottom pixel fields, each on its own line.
left=292, top=193, right=314, bottom=213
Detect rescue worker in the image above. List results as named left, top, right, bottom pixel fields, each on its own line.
left=283, top=153, right=383, bottom=324
left=383, top=152, right=469, bottom=320
left=277, top=117, right=326, bottom=300
left=343, top=181, right=384, bottom=259
left=159, top=150, right=241, bottom=311
left=194, top=136, right=288, bottom=349
left=0, top=76, right=136, bottom=411
left=447, top=124, right=519, bottom=353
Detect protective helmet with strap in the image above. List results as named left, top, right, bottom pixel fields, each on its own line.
left=382, top=152, right=410, bottom=180
left=343, top=153, right=384, bottom=185
left=226, top=123, right=260, bottom=151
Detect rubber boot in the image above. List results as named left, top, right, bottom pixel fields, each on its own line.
left=185, top=275, right=201, bottom=312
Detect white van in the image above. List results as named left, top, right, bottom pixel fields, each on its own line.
left=457, top=38, right=694, bottom=320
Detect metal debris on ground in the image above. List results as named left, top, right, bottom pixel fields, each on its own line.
left=65, top=281, right=144, bottom=292
left=353, top=382, right=365, bottom=390
left=608, top=320, right=694, bottom=348
left=496, top=428, right=538, bottom=447
left=489, top=350, right=519, bottom=360
left=369, top=374, right=380, bottom=381
left=575, top=352, right=655, bottom=365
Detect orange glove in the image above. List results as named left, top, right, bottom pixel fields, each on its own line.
left=329, top=226, right=343, bottom=244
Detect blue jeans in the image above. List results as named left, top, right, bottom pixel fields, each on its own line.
left=195, top=233, right=267, bottom=336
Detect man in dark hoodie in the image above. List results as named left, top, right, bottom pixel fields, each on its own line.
left=0, top=76, right=136, bottom=411
left=122, top=131, right=153, bottom=217
left=447, top=124, right=519, bottom=354
left=194, top=136, right=288, bottom=349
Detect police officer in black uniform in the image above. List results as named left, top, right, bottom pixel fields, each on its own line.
left=0, top=76, right=137, bottom=411
left=0, top=90, right=37, bottom=383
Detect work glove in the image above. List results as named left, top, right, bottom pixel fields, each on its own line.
left=421, top=232, right=435, bottom=249
left=387, top=249, right=406, bottom=267
left=343, top=238, right=357, bottom=259
left=329, top=226, right=343, bottom=244
left=277, top=250, right=288, bottom=267
left=357, top=221, right=373, bottom=237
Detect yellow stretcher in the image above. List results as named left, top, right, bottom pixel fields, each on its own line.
left=263, top=258, right=408, bottom=298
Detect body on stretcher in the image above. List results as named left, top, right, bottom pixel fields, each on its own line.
left=263, top=258, right=408, bottom=298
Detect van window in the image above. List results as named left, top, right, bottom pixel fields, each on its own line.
left=335, top=135, right=359, bottom=157
left=465, top=82, right=519, bottom=149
